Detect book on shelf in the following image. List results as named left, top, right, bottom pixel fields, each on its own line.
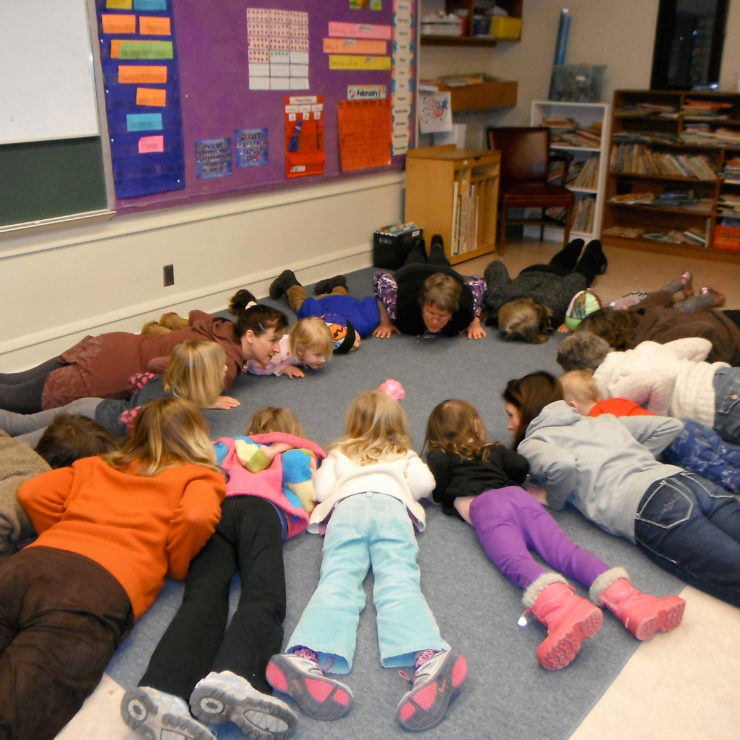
left=602, top=225, right=645, bottom=238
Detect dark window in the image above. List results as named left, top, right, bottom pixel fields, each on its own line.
left=650, top=0, right=729, bottom=90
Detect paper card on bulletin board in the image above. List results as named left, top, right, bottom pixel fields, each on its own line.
left=92, top=0, right=416, bottom=214
left=337, top=99, right=391, bottom=171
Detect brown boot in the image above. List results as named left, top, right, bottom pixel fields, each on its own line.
left=141, top=320, right=171, bottom=336
left=160, top=312, right=190, bottom=330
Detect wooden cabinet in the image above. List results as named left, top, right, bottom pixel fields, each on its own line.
left=602, top=89, right=740, bottom=261
left=420, top=0, right=522, bottom=47
left=404, top=145, right=500, bottom=264
left=529, top=100, right=611, bottom=242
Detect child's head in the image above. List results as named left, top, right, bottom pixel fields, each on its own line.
left=418, top=273, right=461, bottom=333
left=106, top=397, right=218, bottom=476
left=289, top=317, right=333, bottom=369
left=575, top=307, right=638, bottom=350
left=34, top=414, right=117, bottom=469
left=247, top=406, right=307, bottom=438
left=425, top=399, right=491, bottom=461
left=232, top=303, right=288, bottom=366
left=556, top=331, right=611, bottom=371
left=497, top=298, right=554, bottom=344
left=502, top=371, right=563, bottom=448
left=334, top=388, right=411, bottom=464
left=559, top=370, right=600, bottom=415
left=164, top=339, right=226, bottom=407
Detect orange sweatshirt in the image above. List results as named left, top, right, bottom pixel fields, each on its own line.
left=18, top=456, right=225, bottom=619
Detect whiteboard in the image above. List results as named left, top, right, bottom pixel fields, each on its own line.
left=0, top=0, right=99, bottom=144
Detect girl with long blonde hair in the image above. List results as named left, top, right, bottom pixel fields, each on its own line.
left=266, top=385, right=467, bottom=733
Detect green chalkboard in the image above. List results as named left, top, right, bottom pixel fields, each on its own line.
left=0, top=137, right=108, bottom=228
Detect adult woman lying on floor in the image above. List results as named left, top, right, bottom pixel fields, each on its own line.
left=372, top=235, right=487, bottom=340
left=503, top=370, right=740, bottom=609
left=0, top=298, right=287, bottom=413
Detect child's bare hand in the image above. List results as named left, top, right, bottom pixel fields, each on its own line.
left=556, top=323, right=570, bottom=334
left=210, top=395, right=240, bottom=409
left=281, top=365, right=306, bottom=379
left=466, top=317, right=487, bottom=340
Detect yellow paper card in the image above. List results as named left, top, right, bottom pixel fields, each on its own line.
left=329, top=55, right=391, bottom=71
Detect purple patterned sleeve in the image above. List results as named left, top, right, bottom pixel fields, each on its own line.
left=372, top=270, right=398, bottom=321
left=464, top=275, right=486, bottom=316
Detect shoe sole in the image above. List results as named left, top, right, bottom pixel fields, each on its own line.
left=121, top=688, right=214, bottom=740
left=397, top=652, right=468, bottom=732
left=631, top=596, right=686, bottom=640
left=266, top=654, right=353, bottom=721
left=537, top=606, right=603, bottom=670
left=190, top=684, right=296, bottom=740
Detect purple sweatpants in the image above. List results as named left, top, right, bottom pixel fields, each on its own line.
left=469, top=486, right=608, bottom=590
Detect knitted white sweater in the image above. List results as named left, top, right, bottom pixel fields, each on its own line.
left=594, top=338, right=728, bottom=428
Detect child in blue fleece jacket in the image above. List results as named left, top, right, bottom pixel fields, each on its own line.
left=122, top=406, right=324, bottom=740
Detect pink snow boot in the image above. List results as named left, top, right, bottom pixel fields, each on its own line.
left=591, top=568, right=685, bottom=640
left=524, top=574, right=603, bottom=671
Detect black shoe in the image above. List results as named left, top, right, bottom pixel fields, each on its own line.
left=582, top=240, right=608, bottom=275
left=314, top=275, right=347, bottom=295
left=429, top=234, right=445, bottom=259
left=269, top=269, right=299, bottom=299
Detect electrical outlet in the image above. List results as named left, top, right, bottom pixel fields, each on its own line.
left=163, top=264, right=174, bottom=286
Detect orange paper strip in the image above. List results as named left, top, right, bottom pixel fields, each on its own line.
left=136, top=87, right=167, bottom=107
left=138, top=135, right=165, bottom=153
left=118, top=65, right=168, bottom=84
left=101, top=14, right=136, bottom=34
left=323, top=38, right=386, bottom=55
left=139, top=16, right=171, bottom=36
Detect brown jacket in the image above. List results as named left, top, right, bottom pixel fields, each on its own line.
left=42, top=310, right=244, bottom=409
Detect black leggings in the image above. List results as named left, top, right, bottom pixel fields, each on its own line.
left=521, top=240, right=602, bottom=286
left=0, top=357, right=62, bottom=413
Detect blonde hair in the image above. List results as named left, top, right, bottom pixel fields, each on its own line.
left=332, top=388, right=411, bottom=465
left=247, top=406, right=307, bottom=438
left=497, top=298, right=554, bottom=344
left=288, top=317, right=333, bottom=361
left=104, top=397, right=219, bottom=476
left=419, top=273, right=461, bottom=314
left=425, top=399, right=497, bottom=462
left=163, top=339, right=226, bottom=408
left=559, top=370, right=600, bottom=406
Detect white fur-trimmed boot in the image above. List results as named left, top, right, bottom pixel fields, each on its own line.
left=590, top=567, right=685, bottom=640
left=523, top=573, right=603, bottom=671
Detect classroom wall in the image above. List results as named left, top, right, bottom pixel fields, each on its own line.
left=4, top=0, right=739, bottom=370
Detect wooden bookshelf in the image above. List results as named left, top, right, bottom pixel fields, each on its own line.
left=404, top=145, right=500, bottom=264
left=602, top=89, right=740, bottom=261
left=420, top=0, right=522, bottom=46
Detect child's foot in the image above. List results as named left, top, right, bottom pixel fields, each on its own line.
left=159, top=311, right=190, bottom=330
left=700, top=286, right=725, bottom=307
left=140, top=320, right=171, bottom=336
left=121, top=686, right=215, bottom=740
left=314, top=275, right=347, bottom=295
left=269, top=270, right=298, bottom=299
left=678, top=271, right=693, bottom=298
left=190, top=670, right=297, bottom=740
left=266, top=652, right=353, bottom=721
left=396, top=649, right=467, bottom=732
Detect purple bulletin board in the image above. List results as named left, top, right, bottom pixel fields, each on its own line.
left=94, top=0, right=416, bottom=215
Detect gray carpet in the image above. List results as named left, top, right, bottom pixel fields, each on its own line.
left=107, top=267, right=685, bottom=739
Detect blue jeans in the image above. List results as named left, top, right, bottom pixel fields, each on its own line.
left=287, top=493, right=448, bottom=673
left=713, top=366, right=740, bottom=446
left=634, top=472, right=740, bottom=607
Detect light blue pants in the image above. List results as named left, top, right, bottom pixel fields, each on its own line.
left=287, top=492, right=449, bottom=673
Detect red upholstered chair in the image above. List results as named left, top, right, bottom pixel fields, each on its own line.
left=487, top=126, right=574, bottom=255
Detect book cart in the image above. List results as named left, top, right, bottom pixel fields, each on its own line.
left=602, top=89, right=740, bottom=261
left=529, top=101, right=611, bottom=243
left=404, top=145, right=500, bottom=264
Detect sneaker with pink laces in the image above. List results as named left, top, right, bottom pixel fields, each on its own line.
left=266, top=652, right=353, bottom=721
left=396, top=649, right=468, bottom=732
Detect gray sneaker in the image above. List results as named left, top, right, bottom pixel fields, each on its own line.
left=190, top=670, right=297, bottom=740
left=121, top=686, right=215, bottom=740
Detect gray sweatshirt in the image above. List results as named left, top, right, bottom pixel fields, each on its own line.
left=518, top=401, right=684, bottom=541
